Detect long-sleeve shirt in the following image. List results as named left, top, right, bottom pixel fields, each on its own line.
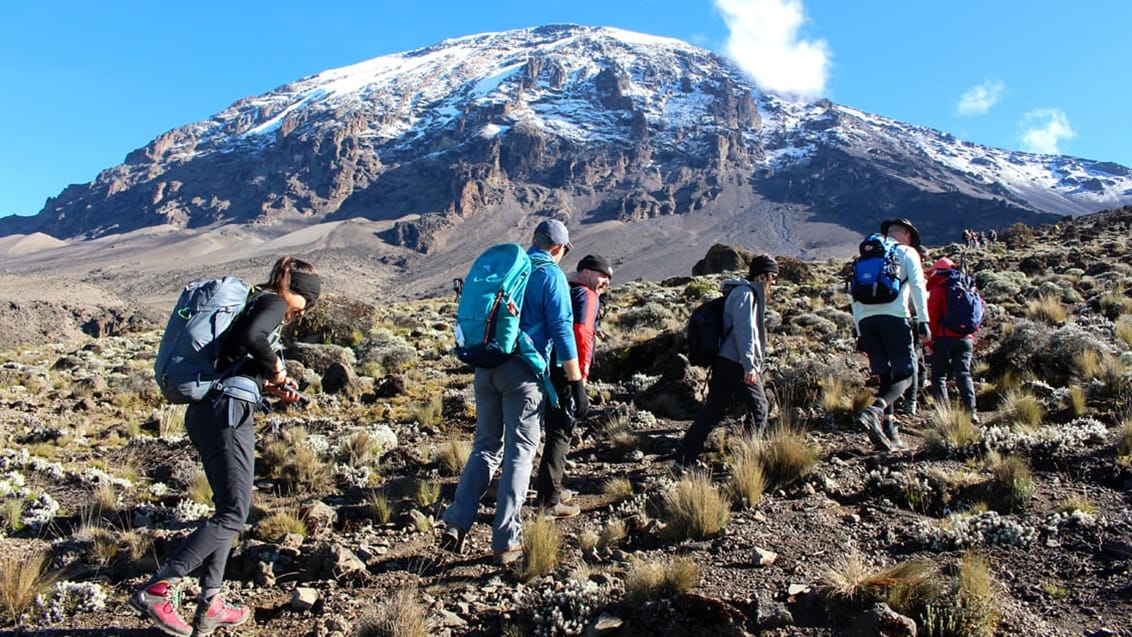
left=718, top=278, right=768, bottom=374
left=569, top=283, right=601, bottom=380
left=219, top=291, right=286, bottom=389
left=520, top=247, right=578, bottom=365
left=851, top=243, right=929, bottom=330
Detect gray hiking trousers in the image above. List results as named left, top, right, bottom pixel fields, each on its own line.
left=163, top=392, right=256, bottom=590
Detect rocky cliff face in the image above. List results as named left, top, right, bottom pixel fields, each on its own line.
left=5, top=24, right=1131, bottom=249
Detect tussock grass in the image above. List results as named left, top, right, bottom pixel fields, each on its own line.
left=340, top=430, right=384, bottom=468
left=0, top=499, right=23, bottom=532
left=262, top=427, right=331, bottom=495
left=624, top=557, right=700, bottom=605
left=997, top=390, right=1043, bottom=429
left=78, top=523, right=121, bottom=566
left=601, top=477, right=634, bottom=502
left=353, top=587, right=428, bottom=637
left=822, top=553, right=942, bottom=614
left=602, top=413, right=640, bottom=452
left=923, top=403, right=982, bottom=453
left=727, top=435, right=766, bottom=508
left=1056, top=494, right=1096, bottom=515
left=986, top=453, right=1035, bottom=513
left=663, top=473, right=731, bottom=541
left=1024, top=295, right=1067, bottom=325
left=1115, top=317, right=1132, bottom=347
left=435, top=438, right=471, bottom=476
left=850, top=388, right=875, bottom=417
left=1073, top=350, right=1128, bottom=394
left=156, top=403, right=186, bottom=439
left=188, top=470, right=213, bottom=506
left=923, top=553, right=1001, bottom=637
left=0, top=550, right=54, bottom=626
left=411, top=396, right=444, bottom=426
left=369, top=489, right=395, bottom=524
left=756, top=425, right=819, bottom=491
left=411, top=478, right=440, bottom=508
left=1118, top=414, right=1132, bottom=461
left=818, top=376, right=853, bottom=415
left=598, top=519, right=628, bottom=551
left=518, top=515, right=561, bottom=582
left=1067, top=385, right=1088, bottom=417
left=256, top=510, right=307, bottom=541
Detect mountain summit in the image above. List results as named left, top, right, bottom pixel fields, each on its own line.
left=5, top=24, right=1131, bottom=258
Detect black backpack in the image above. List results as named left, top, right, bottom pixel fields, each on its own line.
left=685, top=289, right=734, bottom=367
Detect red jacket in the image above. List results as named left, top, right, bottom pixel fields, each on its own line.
left=570, top=282, right=601, bottom=380
left=926, top=270, right=973, bottom=346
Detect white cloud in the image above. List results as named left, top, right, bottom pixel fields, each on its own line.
left=714, top=0, right=830, bottom=98
left=956, top=81, right=1004, bottom=116
left=1019, top=108, right=1075, bottom=155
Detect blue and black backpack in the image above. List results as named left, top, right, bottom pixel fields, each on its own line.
left=939, top=268, right=985, bottom=335
left=851, top=233, right=903, bottom=304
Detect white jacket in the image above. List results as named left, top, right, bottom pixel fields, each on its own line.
left=851, top=243, right=929, bottom=330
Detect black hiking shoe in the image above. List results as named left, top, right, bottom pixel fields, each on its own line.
left=438, top=524, right=466, bottom=554
left=883, top=416, right=906, bottom=450
left=857, top=406, right=892, bottom=451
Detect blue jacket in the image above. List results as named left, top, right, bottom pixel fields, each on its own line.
left=520, top=247, right=578, bottom=363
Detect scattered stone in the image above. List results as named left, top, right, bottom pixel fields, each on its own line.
left=585, top=612, right=624, bottom=635
left=291, top=587, right=320, bottom=611
left=300, top=500, right=338, bottom=538
left=787, top=584, right=810, bottom=596
left=842, top=602, right=917, bottom=637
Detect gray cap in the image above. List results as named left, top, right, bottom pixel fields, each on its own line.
left=534, top=219, right=573, bottom=252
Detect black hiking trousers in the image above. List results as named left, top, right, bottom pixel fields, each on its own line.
left=675, top=356, right=768, bottom=465
left=535, top=366, right=578, bottom=506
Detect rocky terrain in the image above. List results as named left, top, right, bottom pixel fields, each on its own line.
left=1, top=208, right=1131, bottom=636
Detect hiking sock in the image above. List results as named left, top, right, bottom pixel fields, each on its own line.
left=200, top=588, right=221, bottom=604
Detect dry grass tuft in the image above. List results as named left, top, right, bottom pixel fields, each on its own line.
left=923, top=403, right=982, bottom=453
left=1118, top=414, right=1132, bottom=460
left=1115, top=317, right=1132, bottom=347
left=187, top=470, right=213, bottom=506
left=0, top=550, right=55, bottom=626
left=601, top=477, right=634, bottom=502
left=1067, top=385, right=1088, bottom=417
left=727, top=435, right=766, bottom=508
left=518, top=514, right=561, bottom=582
left=1056, top=494, right=1096, bottom=515
left=1024, top=295, right=1067, bottom=325
left=997, top=390, right=1043, bottom=429
left=923, top=552, right=1001, bottom=637
left=663, top=473, right=731, bottom=541
left=624, top=557, right=700, bottom=605
left=411, top=478, right=440, bottom=508
left=262, top=427, right=332, bottom=495
left=823, top=553, right=942, bottom=615
left=369, top=489, right=395, bottom=524
left=986, top=453, right=1035, bottom=513
left=756, top=425, right=819, bottom=490
left=602, top=413, right=640, bottom=452
left=256, top=509, right=307, bottom=541
left=339, top=430, right=384, bottom=469
left=353, top=586, right=428, bottom=637
left=435, top=438, right=471, bottom=476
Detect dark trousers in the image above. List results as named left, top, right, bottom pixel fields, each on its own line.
left=163, top=393, right=256, bottom=591
left=859, top=315, right=915, bottom=409
left=675, top=357, right=768, bottom=464
left=929, top=336, right=976, bottom=412
left=535, top=367, right=577, bottom=506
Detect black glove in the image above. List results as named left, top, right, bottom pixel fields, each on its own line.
left=916, top=321, right=931, bottom=342
left=568, top=380, right=590, bottom=420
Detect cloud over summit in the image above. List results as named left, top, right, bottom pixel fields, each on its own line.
left=715, top=0, right=830, bottom=98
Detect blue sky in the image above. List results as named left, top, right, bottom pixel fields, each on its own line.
left=2, top=0, right=1129, bottom=217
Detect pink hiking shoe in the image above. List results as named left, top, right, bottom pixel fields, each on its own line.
left=129, top=579, right=192, bottom=637
left=193, top=593, right=251, bottom=636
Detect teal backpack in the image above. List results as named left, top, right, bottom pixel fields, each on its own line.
left=154, top=276, right=255, bottom=403
left=454, top=243, right=558, bottom=403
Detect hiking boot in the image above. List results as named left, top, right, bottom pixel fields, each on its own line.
left=543, top=502, right=581, bottom=520
left=493, top=546, right=523, bottom=566
left=883, top=417, right=906, bottom=450
left=193, top=594, right=250, bottom=636
left=857, top=406, right=892, bottom=452
left=898, top=401, right=917, bottom=416
left=559, top=488, right=576, bottom=504
left=129, top=579, right=192, bottom=637
left=438, top=524, right=466, bottom=554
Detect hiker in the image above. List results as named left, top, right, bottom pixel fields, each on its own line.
left=131, top=256, right=319, bottom=637
left=852, top=219, right=930, bottom=451
left=453, top=277, right=464, bottom=301
left=535, top=254, right=612, bottom=519
left=925, top=257, right=980, bottom=422
left=440, top=219, right=587, bottom=565
left=899, top=245, right=931, bottom=416
left=674, top=254, right=777, bottom=469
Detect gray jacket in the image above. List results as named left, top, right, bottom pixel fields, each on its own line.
left=718, top=278, right=768, bottom=374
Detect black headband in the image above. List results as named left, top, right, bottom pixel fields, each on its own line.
left=289, top=271, right=321, bottom=307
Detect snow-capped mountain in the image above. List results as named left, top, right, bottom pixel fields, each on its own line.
left=5, top=24, right=1130, bottom=253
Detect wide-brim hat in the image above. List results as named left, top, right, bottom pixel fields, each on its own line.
left=880, top=218, right=922, bottom=248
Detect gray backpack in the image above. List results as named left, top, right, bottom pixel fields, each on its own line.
left=154, top=276, right=253, bottom=403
